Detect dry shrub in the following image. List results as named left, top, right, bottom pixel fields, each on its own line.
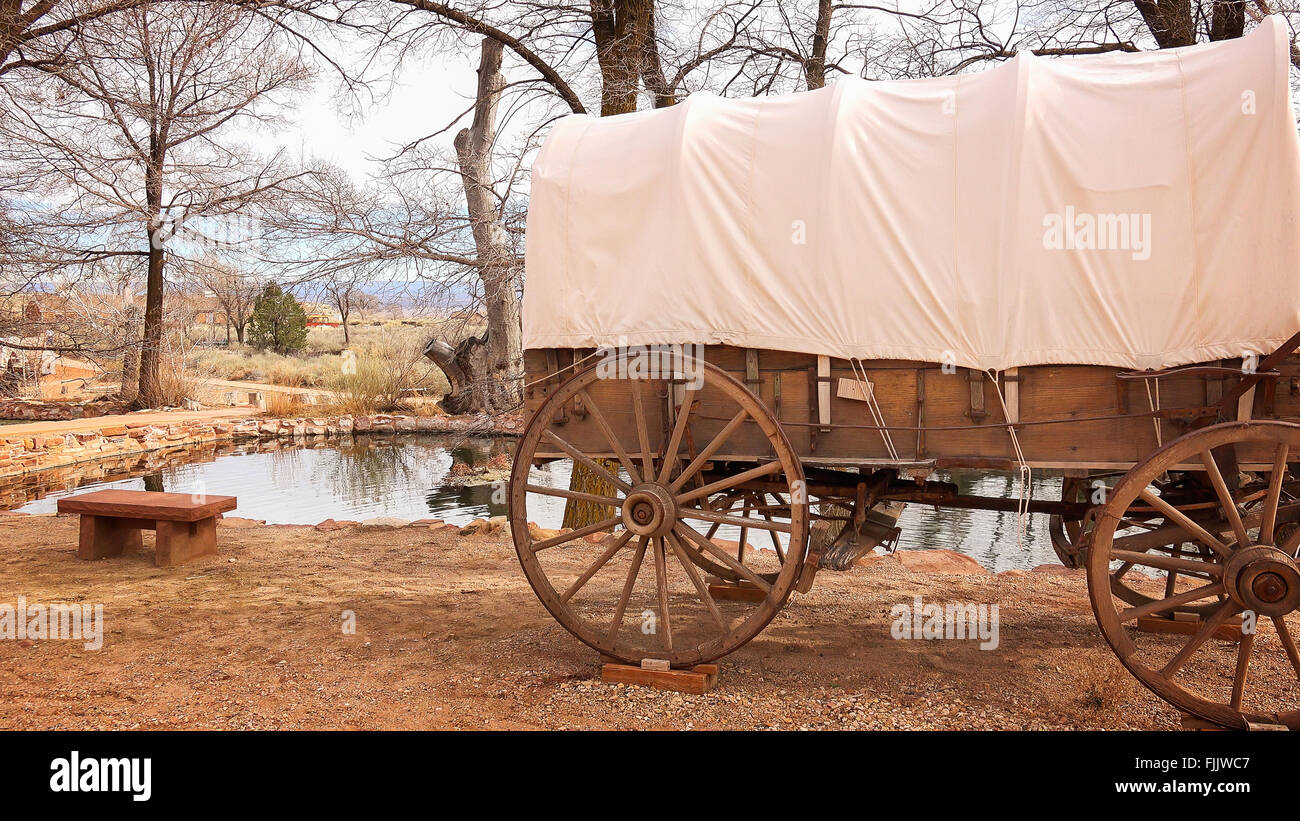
left=151, top=350, right=200, bottom=407
left=263, top=391, right=302, bottom=417
left=266, top=361, right=307, bottom=387
left=327, top=356, right=393, bottom=416
left=325, top=331, right=447, bottom=416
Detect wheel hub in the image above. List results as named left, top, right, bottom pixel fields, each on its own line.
left=621, top=484, right=677, bottom=538
left=1224, top=545, right=1300, bottom=617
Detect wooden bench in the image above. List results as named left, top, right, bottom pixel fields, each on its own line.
left=57, top=490, right=238, bottom=567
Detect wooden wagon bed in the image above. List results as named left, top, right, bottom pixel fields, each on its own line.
left=524, top=345, right=1300, bottom=472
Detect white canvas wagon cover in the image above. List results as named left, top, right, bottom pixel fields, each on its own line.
left=523, top=16, right=1300, bottom=371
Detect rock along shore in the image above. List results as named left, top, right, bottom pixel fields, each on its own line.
left=0, top=412, right=524, bottom=479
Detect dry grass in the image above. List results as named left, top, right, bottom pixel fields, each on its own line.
left=262, top=391, right=303, bottom=417
left=188, top=322, right=467, bottom=394
left=189, top=347, right=341, bottom=387
left=1077, top=658, right=1138, bottom=715
left=323, top=330, right=449, bottom=415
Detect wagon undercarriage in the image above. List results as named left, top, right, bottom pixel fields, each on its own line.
left=508, top=342, right=1300, bottom=729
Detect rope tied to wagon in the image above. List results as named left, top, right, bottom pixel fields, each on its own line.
left=1143, top=377, right=1163, bottom=448
left=849, top=357, right=900, bottom=462
left=986, top=368, right=1032, bottom=550
left=522, top=349, right=603, bottom=389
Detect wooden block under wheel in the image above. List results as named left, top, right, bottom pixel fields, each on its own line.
left=600, top=663, right=720, bottom=695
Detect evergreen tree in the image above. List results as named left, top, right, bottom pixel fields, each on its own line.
left=247, top=284, right=307, bottom=354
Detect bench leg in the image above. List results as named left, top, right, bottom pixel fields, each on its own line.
left=77, top=515, right=143, bottom=560
left=155, top=517, right=218, bottom=567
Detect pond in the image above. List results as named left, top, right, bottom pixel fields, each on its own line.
left=6, top=437, right=1066, bottom=571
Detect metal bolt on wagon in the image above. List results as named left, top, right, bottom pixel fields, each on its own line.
left=508, top=16, right=1300, bottom=729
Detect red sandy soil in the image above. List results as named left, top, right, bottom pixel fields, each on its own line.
left=0, top=513, right=1188, bottom=730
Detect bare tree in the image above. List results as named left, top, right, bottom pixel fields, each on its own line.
left=188, top=255, right=261, bottom=345
left=0, top=2, right=312, bottom=405
left=315, top=267, right=376, bottom=347
left=438, top=38, right=522, bottom=413
left=0, top=0, right=149, bottom=77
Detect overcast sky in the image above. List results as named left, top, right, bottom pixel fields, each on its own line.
left=285, top=47, right=483, bottom=181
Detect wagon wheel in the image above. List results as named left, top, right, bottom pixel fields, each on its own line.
left=682, top=487, right=798, bottom=584
left=1066, top=472, right=1229, bottom=617
left=1088, top=421, right=1300, bottom=728
left=509, top=355, right=809, bottom=668
left=1049, top=476, right=1092, bottom=569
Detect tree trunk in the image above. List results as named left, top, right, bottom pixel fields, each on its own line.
left=1132, top=0, right=1196, bottom=49
left=1209, top=0, right=1245, bottom=41
left=136, top=242, right=165, bottom=407
left=136, top=142, right=166, bottom=408
left=433, top=36, right=522, bottom=415
left=591, top=0, right=654, bottom=115
left=120, top=303, right=142, bottom=402
left=805, top=0, right=833, bottom=90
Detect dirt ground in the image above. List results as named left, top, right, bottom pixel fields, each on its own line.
left=0, top=513, right=1188, bottom=730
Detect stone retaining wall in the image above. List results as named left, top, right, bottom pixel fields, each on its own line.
left=0, top=399, right=129, bottom=421
left=0, top=412, right=523, bottom=479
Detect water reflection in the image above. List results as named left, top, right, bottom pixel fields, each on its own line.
left=6, top=442, right=1064, bottom=571
left=895, top=470, right=1063, bottom=573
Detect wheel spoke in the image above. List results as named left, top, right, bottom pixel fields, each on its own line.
left=1229, top=629, right=1257, bottom=711
left=761, top=493, right=787, bottom=564
left=1119, top=581, right=1226, bottom=622
left=1163, top=565, right=1179, bottom=600
left=578, top=389, right=642, bottom=486
left=523, top=483, right=621, bottom=508
left=667, top=532, right=728, bottom=632
left=543, top=429, right=633, bottom=494
left=1160, top=601, right=1240, bottom=678
left=678, top=506, right=792, bottom=533
left=1137, top=488, right=1230, bottom=557
left=656, top=388, right=698, bottom=484
left=561, top=529, right=633, bottom=603
left=674, top=522, right=773, bottom=592
left=631, top=386, right=654, bottom=482
left=1111, top=549, right=1223, bottom=578
left=1273, top=617, right=1300, bottom=681
left=675, top=460, right=782, bottom=505
left=653, top=537, right=673, bottom=652
left=1261, top=444, right=1290, bottom=545
left=1200, top=450, right=1249, bottom=549
left=669, top=409, right=749, bottom=492
left=607, top=536, right=648, bottom=643
left=531, top=516, right=621, bottom=552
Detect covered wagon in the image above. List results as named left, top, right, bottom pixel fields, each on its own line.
left=510, top=16, right=1300, bottom=729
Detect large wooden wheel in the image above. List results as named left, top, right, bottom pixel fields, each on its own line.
left=1088, top=421, right=1300, bottom=728
left=1049, top=476, right=1093, bottom=569
left=509, top=354, right=809, bottom=668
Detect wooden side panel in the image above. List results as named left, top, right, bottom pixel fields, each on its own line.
left=522, top=345, right=1300, bottom=470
